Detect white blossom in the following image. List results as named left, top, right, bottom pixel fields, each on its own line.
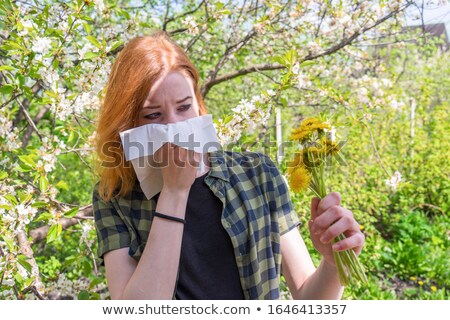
left=32, top=37, right=52, bottom=54
left=182, top=16, right=199, bottom=35
left=19, top=19, right=35, bottom=36
left=94, top=0, right=105, bottom=12
left=385, top=171, right=402, bottom=191
left=78, top=42, right=99, bottom=60
left=363, top=113, right=373, bottom=122
left=266, top=89, right=276, bottom=97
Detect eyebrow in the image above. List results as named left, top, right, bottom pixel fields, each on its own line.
left=143, top=96, right=192, bottom=109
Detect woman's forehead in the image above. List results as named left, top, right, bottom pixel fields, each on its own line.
left=146, top=71, right=194, bottom=104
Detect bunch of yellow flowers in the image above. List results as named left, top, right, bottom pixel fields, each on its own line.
left=287, top=116, right=367, bottom=286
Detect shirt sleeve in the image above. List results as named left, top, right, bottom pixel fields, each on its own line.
left=92, top=183, right=131, bottom=262
left=260, top=154, right=302, bottom=235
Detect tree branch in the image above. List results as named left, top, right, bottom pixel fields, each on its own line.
left=201, top=63, right=284, bottom=96
left=305, top=2, right=414, bottom=61
left=30, top=205, right=93, bottom=244
left=17, top=230, right=45, bottom=297
left=17, top=98, right=43, bottom=141
left=200, top=1, right=413, bottom=97
left=163, top=0, right=205, bottom=30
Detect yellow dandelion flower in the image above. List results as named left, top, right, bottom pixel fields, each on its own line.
left=410, top=276, right=417, bottom=281
left=320, top=137, right=341, bottom=156
left=288, top=165, right=311, bottom=193
left=289, top=128, right=312, bottom=141
left=302, top=117, right=331, bottom=130
left=418, top=281, right=424, bottom=285
left=302, top=117, right=322, bottom=127
left=286, top=152, right=303, bottom=175
left=290, top=117, right=330, bottom=142
left=430, top=286, right=437, bottom=292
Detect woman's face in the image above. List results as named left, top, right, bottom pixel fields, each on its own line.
left=137, top=71, right=200, bottom=127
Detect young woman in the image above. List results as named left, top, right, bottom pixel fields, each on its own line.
left=92, top=30, right=365, bottom=300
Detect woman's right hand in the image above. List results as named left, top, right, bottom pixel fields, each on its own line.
left=154, top=143, right=200, bottom=193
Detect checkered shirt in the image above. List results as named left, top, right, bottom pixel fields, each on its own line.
left=93, top=150, right=301, bottom=299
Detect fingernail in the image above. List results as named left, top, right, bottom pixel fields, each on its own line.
left=333, top=244, right=340, bottom=251
left=320, top=235, right=327, bottom=243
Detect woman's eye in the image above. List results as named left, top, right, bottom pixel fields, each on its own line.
left=143, top=104, right=191, bottom=120
left=179, top=104, right=191, bottom=111
left=144, top=113, right=160, bottom=120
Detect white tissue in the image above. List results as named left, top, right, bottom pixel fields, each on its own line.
left=119, top=114, right=221, bottom=200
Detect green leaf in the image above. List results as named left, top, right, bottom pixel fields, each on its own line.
left=88, top=277, right=103, bottom=290
left=44, top=90, right=59, bottom=99
left=78, top=290, right=90, bottom=300
left=17, top=255, right=32, bottom=274
left=4, top=194, right=17, bottom=206
left=270, top=55, right=286, bottom=66
left=52, top=58, right=59, bottom=69
left=280, top=97, right=288, bottom=109
left=215, top=1, right=224, bottom=10
left=55, top=180, right=69, bottom=191
left=34, top=212, right=54, bottom=222
left=86, top=36, right=102, bottom=49
left=5, top=40, right=24, bottom=50
left=47, top=223, right=62, bottom=243
left=300, top=60, right=316, bottom=67
left=108, top=40, right=123, bottom=52
left=31, top=201, right=48, bottom=208
left=83, top=260, right=92, bottom=277
left=19, top=155, right=36, bottom=167
left=0, top=170, right=7, bottom=180
left=39, top=175, right=49, bottom=192
left=68, top=130, right=76, bottom=143
left=62, top=256, right=77, bottom=268
left=64, top=207, right=79, bottom=218
left=82, top=22, right=91, bottom=34
left=23, top=276, right=35, bottom=288
left=0, top=65, right=16, bottom=72
left=18, top=191, right=32, bottom=204
left=0, top=84, right=14, bottom=94
left=14, top=272, right=23, bottom=286
left=83, top=51, right=99, bottom=60
left=284, top=49, right=297, bottom=66
left=80, top=15, right=94, bottom=22
left=0, top=204, right=12, bottom=210
left=14, top=163, right=32, bottom=172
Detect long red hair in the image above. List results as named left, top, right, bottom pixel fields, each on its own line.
left=93, top=30, right=208, bottom=202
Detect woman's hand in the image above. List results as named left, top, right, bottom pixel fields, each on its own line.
left=308, top=192, right=365, bottom=267
left=154, top=143, right=200, bottom=193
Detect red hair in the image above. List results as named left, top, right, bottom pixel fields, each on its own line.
left=93, top=30, right=208, bottom=202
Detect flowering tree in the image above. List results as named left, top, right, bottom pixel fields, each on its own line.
left=0, top=0, right=431, bottom=299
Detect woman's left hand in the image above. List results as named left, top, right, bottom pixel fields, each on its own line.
left=308, top=192, right=365, bottom=267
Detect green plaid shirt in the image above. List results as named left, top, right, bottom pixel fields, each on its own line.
left=93, top=150, right=301, bottom=300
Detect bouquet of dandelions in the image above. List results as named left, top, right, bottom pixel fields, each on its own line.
left=287, top=116, right=367, bottom=286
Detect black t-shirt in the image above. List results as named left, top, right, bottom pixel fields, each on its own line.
left=173, top=171, right=245, bottom=300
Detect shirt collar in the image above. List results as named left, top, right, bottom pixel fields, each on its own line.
left=206, top=149, right=229, bottom=182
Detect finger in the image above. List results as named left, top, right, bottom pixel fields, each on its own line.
left=310, top=197, right=320, bottom=221
left=187, top=150, right=200, bottom=168
left=311, top=205, right=351, bottom=235
left=316, top=192, right=342, bottom=216
left=318, top=215, right=356, bottom=244
left=332, top=233, right=365, bottom=255
left=153, top=143, right=170, bottom=165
